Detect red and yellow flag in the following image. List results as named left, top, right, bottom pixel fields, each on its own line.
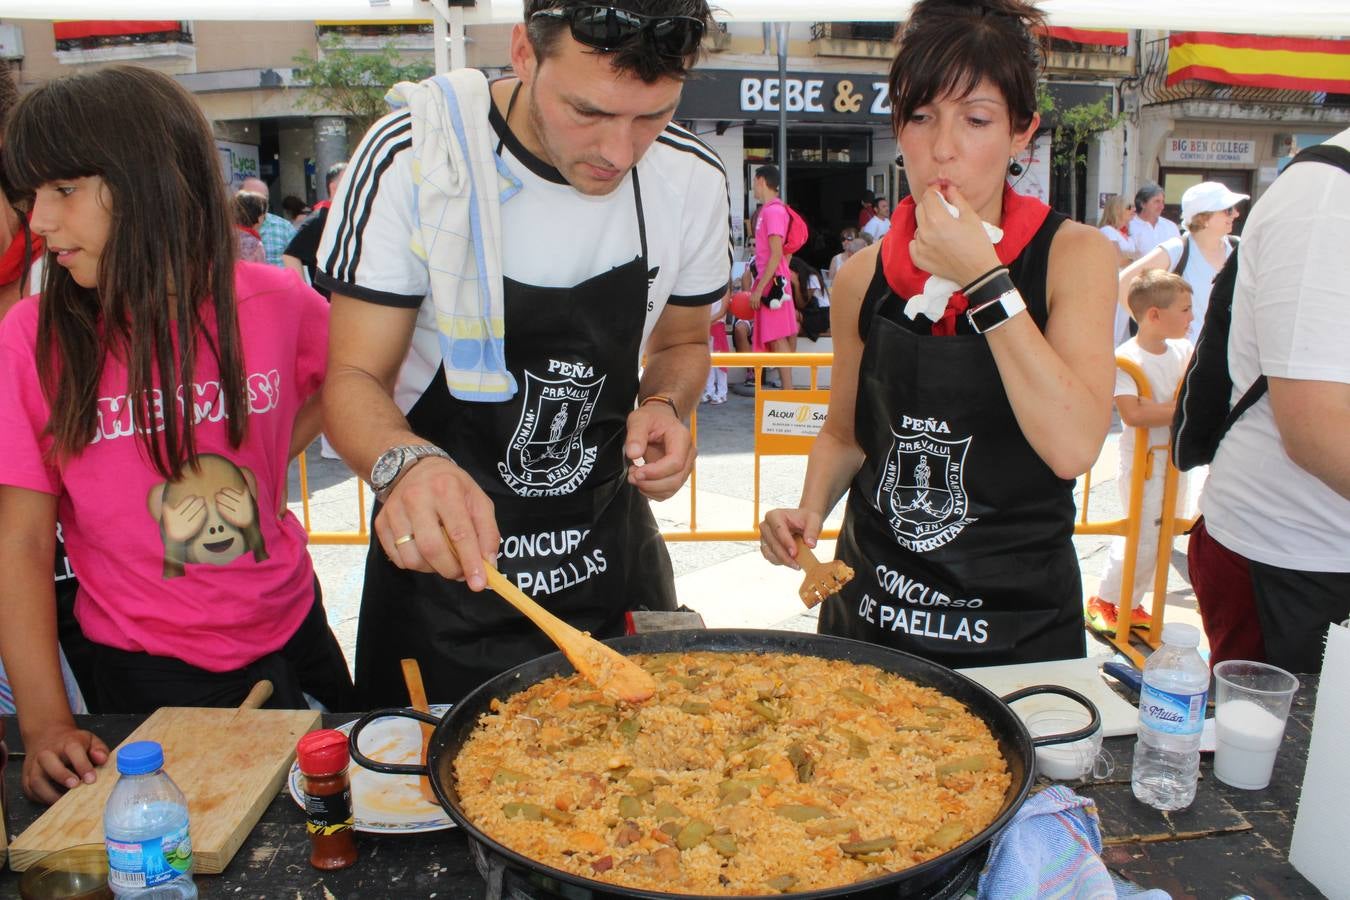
left=1042, top=26, right=1129, bottom=48
left=1167, top=32, right=1350, bottom=93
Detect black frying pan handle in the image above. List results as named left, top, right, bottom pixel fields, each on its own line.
left=347, top=707, right=440, bottom=776
left=1001, top=685, right=1102, bottom=747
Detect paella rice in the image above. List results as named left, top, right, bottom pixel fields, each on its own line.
left=453, top=650, right=1011, bottom=895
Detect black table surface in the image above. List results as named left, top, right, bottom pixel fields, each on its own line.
left=1, top=676, right=1325, bottom=899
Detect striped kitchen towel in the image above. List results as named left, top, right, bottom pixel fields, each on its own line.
left=978, top=785, right=1170, bottom=900
left=386, top=70, right=522, bottom=402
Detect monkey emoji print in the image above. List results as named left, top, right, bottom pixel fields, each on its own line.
left=147, top=454, right=270, bottom=578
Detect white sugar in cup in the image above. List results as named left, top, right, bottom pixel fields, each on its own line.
left=1213, top=660, right=1299, bottom=790
left=1026, top=707, right=1101, bottom=781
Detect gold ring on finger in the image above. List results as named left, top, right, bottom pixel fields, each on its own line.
left=395, top=533, right=416, bottom=547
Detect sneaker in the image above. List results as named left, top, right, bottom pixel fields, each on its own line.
left=765, top=375, right=782, bottom=389
left=1086, top=596, right=1148, bottom=635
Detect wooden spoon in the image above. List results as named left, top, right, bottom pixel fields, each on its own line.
left=794, top=537, right=855, bottom=609
left=238, top=679, right=273, bottom=710
left=400, top=658, right=439, bottom=805
left=480, top=559, right=657, bottom=703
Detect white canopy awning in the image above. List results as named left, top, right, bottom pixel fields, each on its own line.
left=6, top=0, right=1348, bottom=36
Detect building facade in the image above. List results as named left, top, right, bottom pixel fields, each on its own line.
left=1, top=17, right=1345, bottom=255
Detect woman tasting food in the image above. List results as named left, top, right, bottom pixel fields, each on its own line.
left=761, top=0, right=1117, bottom=668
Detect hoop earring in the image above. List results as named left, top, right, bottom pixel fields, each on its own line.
left=1007, top=157, right=1024, bottom=177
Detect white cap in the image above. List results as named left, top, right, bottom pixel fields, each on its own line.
left=1162, top=622, right=1202, bottom=648
left=1180, top=182, right=1249, bottom=228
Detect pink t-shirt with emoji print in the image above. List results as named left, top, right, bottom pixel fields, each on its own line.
left=0, top=262, right=328, bottom=672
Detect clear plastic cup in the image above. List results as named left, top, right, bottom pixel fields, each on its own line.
left=1213, top=660, right=1299, bottom=790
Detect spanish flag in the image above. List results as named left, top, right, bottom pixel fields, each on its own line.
left=1167, top=32, right=1350, bottom=93
left=1042, top=27, right=1128, bottom=48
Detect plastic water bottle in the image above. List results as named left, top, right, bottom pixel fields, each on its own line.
left=104, top=741, right=198, bottom=898
left=1132, top=622, right=1209, bottom=811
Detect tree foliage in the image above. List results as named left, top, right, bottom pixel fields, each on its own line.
left=1039, top=90, right=1126, bottom=221
left=292, top=37, right=433, bottom=136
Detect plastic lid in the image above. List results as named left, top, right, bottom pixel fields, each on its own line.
left=296, top=729, right=350, bottom=776
left=116, top=741, right=164, bottom=776
left=1161, top=622, right=1202, bottom=648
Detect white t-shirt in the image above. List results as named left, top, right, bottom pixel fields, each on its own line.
left=317, top=104, right=730, bottom=412
left=1099, top=224, right=1133, bottom=257
left=1202, top=127, right=1350, bottom=571
left=1158, top=235, right=1236, bottom=344
left=862, top=215, right=891, bottom=243
left=804, top=273, right=829, bottom=307
left=1114, top=337, right=1192, bottom=473
left=1128, top=215, right=1181, bottom=257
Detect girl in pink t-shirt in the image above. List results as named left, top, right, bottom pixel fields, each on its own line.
left=0, top=66, right=353, bottom=805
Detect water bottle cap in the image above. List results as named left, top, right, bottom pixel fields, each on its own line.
left=116, top=740, right=165, bottom=776
left=296, top=729, right=350, bottom=777
left=1161, top=622, right=1201, bottom=647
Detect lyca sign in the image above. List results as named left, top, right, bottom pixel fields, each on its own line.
left=679, top=69, right=892, bottom=124
left=1164, top=137, right=1255, bottom=165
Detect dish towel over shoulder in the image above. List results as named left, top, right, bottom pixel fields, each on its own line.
left=977, top=786, right=1170, bottom=900
left=387, top=70, right=523, bottom=402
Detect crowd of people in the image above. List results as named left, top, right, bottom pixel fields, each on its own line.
left=0, top=0, right=1346, bottom=813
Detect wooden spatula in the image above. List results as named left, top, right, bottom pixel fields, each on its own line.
left=400, top=658, right=438, bottom=805
left=794, top=537, right=855, bottom=609
left=481, top=559, right=657, bottom=703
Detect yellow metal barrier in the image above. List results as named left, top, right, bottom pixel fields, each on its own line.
left=298, top=351, right=1187, bottom=663
left=1077, top=355, right=1194, bottom=665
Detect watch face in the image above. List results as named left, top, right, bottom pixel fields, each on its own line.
left=371, top=448, right=406, bottom=490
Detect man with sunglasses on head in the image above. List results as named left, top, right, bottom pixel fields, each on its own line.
left=316, top=0, right=729, bottom=706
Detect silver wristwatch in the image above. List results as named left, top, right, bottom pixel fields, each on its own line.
left=369, top=444, right=453, bottom=499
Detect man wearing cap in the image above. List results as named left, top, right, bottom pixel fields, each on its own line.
left=1119, top=181, right=1247, bottom=344
left=1127, top=183, right=1181, bottom=258
left=1188, top=128, right=1350, bottom=673
left=316, top=0, right=729, bottom=706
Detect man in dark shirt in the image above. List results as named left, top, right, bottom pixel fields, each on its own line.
left=283, top=162, right=347, bottom=298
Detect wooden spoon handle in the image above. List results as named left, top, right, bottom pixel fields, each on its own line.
left=482, top=563, right=584, bottom=648
left=481, top=559, right=655, bottom=702
left=239, top=680, right=273, bottom=710
left=794, top=536, right=822, bottom=569
left=400, top=658, right=438, bottom=803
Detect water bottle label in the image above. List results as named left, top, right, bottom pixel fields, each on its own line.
left=1139, top=683, right=1206, bottom=735
left=107, top=823, right=193, bottom=888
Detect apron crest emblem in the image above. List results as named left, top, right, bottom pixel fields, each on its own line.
left=498, top=369, right=605, bottom=497
left=875, top=429, right=978, bottom=552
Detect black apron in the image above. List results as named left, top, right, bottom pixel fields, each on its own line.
left=355, top=171, right=675, bottom=707
left=819, top=213, right=1085, bottom=667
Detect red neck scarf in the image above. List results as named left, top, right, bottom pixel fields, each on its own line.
left=312, top=200, right=332, bottom=211
left=236, top=224, right=262, bottom=241
left=0, top=221, right=43, bottom=289
left=882, top=184, right=1051, bottom=335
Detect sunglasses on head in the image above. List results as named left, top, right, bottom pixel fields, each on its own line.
left=531, top=5, right=705, bottom=58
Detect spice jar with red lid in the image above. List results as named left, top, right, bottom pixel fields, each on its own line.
left=296, top=729, right=358, bottom=870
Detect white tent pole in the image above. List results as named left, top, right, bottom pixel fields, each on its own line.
left=433, top=6, right=449, bottom=73
left=426, top=0, right=467, bottom=72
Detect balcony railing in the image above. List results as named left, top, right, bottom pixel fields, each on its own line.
left=810, top=22, right=898, bottom=43
left=1140, top=35, right=1350, bottom=111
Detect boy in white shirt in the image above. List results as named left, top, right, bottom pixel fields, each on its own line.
left=1088, top=271, right=1195, bottom=634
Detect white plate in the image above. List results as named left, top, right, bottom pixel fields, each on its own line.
left=288, top=705, right=455, bottom=834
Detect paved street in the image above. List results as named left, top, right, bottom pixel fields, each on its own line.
left=289, top=377, right=1204, bottom=674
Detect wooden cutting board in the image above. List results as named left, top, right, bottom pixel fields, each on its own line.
left=9, top=705, right=318, bottom=873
